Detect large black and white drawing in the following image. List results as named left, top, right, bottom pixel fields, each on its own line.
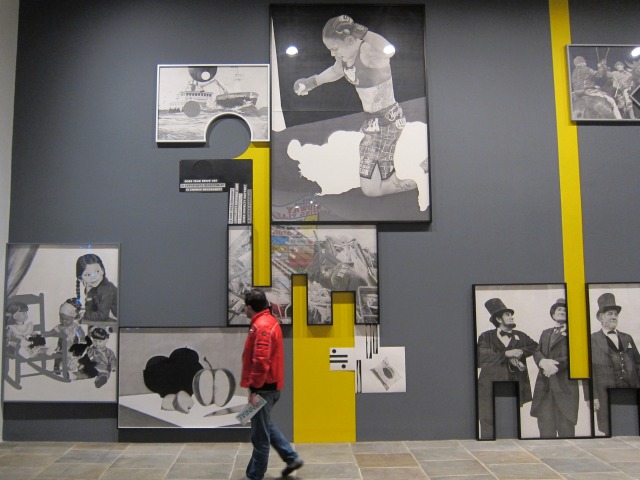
left=228, top=225, right=378, bottom=326
left=474, top=284, right=592, bottom=440
left=3, top=244, right=119, bottom=402
left=271, top=5, right=430, bottom=223
left=587, top=283, right=640, bottom=437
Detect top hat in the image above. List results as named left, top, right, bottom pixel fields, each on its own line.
left=550, top=298, right=566, bottom=318
left=485, top=298, right=514, bottom=322
left=597, top=293, right=621, bottom=315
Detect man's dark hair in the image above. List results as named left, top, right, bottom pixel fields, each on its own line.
left=244, top=288, right=269, bottom=312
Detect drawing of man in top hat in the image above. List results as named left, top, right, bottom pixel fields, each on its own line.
left=476, top=298, right=538, bottom=439
left=590, top=292, right=640, bottom=435
left=531, top=298, right=588, bottom=438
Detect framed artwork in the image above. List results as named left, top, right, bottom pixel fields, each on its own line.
left=118, top=327, right=249, bottom=428
left=473, top=284, right=592, bottom=440
left=270, top=4, right=431, bottom=223
left=567, top=45, right=640, bottom=122
left=156, top=64, right=270, bottom=143
left=227, top=225, right=378, bottom=326
left=3, top=243, right=119, bottom=402
left=586, top=283, right=640, bottom=437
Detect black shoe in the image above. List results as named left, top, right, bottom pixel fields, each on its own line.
left=281, top=458, right=304, bottom=477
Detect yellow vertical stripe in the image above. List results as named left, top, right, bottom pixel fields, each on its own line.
left=292, top=276, right=356, bottom=443
left=237, top=142, right=271, bottom=287
left=548, top=0, right=589, bottom=378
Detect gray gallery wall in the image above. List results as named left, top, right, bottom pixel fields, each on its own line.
left=4, top=0, right=640, bottom=442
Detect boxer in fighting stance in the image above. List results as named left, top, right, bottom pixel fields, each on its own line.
left=294, top=15, right=427, bottom=210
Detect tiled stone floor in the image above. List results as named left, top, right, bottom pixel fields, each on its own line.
left=0, top=437, right=639, bottom=479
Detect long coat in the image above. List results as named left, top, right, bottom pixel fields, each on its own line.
left=591, top=329, right=640, bottom=403
left=531, top=328, right=579, bottom=424
left=477, top=329, right=538, bottom=407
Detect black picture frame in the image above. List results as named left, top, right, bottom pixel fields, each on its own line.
left=586, top=282, right=640, bottom=437
left=3, top=243, right=120, bottom=403
left=473, top=283, right=592, bottom=440
left=156, top=64, right=270, bottom=143
left=117, top=327, right=248, bottom=428
left=270, top=4, right=431, bottom=223
left=566, top=44, right=640, bottom=122
left=227, top=224, right=378, bottom=326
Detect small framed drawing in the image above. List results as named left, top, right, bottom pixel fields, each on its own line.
left=586, top=283, right=640, bottom=437
left=3, top=243, right=120, bottom=403
left=156, top=64, right=270, bottom=143
left=567, top=44, right=640, bottom=122
left=270, top=4, right=430, bottom=223
left=473, top=283, right=592, bottom=440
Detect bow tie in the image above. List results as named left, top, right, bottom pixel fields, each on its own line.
left=554, top=327, right=566, bottom=334
left=606, top=330, right=618, bottom=336
left=499, top=331, right=513, bottom=338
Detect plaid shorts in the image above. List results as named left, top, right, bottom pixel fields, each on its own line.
left=358, top=104, right=406, bottom=180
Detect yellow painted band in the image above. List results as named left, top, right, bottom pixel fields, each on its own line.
left=237, top=142, right=271, bottom=286
left=548, top=0, right=589, bottom=378
left=292, top=276, right=356, bottom=443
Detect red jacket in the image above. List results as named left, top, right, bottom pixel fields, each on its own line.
left=241, top=309, right=284, bottom=391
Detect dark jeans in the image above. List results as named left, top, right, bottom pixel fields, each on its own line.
left=246, top=390, right=298, bottom=480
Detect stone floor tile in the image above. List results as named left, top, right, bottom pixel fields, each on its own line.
left=405, top=439, right=462, bottom=450
left=429, top=476, right=496, bottom=480
left=350, top=442, right=409, bottom=454
left=0, top=466, right=43, bottom=480
left=355, top=453, right=418, bottom=468
left=472, top=449, right=541, bottom=464
left=459, top=439, right=524, bottom=451
left=284, top=462, right=361, bottom=478
left=54, top=449, right=122, bottom=464
left=486, top=463, right=563, bottom=479
left=123, top=444, right=184, bottom=455
left=523, top=444, right=593, bottom=459
left=166, top=462, right=233, bottom=479
left=361, top=466, right=428, bottom=479
left=100, top=469, right=170, bottom=480
left=570, top=438, right=629, bottom=448
left=419, top=459, right=491, bottom=477
left=33, top=462, right=109, bottom=479
left=175, top=449, right=236, bottom=464
left=110, top=454, right=178, bottom=469
left=588, top=448, right=640, bottom=462
left=410, top=446, right=475, bottom=461
left=72, top=442, right=130, bottom=451
left=562, top=474, right=635, bottom=480
left=0, top=453, right=59, bottom=468
left=542, top=456, right=618, bottom=473
left=609, top=461, right=640, bottom=478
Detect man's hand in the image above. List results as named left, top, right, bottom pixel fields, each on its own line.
left=505, top=349, right=523, bottom=359
left=248, top=392, right=259, bottom=406
left=594, top=398, right=600, bottom=411
left=294, top=76, right=318, bottom=96
left=539, top=358, right=559, bottom=377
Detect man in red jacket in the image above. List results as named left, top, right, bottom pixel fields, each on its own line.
left=241, top=289, right=303, bottom=480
